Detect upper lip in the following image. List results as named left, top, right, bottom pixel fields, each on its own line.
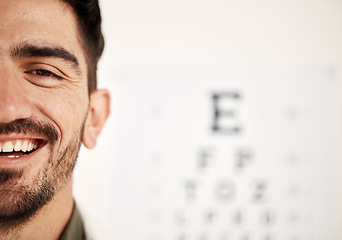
left=0, top=134, right=47, bottom=142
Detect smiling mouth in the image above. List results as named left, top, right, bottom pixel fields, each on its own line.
left=0, top=139, right=45, bottom=158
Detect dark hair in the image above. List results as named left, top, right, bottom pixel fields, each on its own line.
left=61, top=0, right=104, bottom=94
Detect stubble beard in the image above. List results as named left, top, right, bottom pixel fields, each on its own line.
left=0, top=118, right=85, bottom=232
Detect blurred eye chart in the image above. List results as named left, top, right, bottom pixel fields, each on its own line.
left=110, top=66, right=342, bottom=240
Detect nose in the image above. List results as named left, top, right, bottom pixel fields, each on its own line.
left=0, top=65, right=32, bottom=123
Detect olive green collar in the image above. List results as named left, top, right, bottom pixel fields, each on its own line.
left=60, top=202, right=86, bottom=240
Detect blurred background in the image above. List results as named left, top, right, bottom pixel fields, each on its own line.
left=74, top=0, right=342, bottom=239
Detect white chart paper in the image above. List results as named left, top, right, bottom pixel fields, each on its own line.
left=110, top=66, right=342, bottom=240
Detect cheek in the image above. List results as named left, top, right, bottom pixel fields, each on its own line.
left=30, top=88, right=89, bottom=140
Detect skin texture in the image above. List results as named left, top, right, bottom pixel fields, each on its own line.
left=0, top=0, right=110, bottom=239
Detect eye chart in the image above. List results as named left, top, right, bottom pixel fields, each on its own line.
left=110, top=66, right=342, bottom=240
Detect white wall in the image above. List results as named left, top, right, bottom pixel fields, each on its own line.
left=74, top=0, right=342, bottom=239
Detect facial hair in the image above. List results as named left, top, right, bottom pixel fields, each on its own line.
left=0, top=118, right=85, bottom=231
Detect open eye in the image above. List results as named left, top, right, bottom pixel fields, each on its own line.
left=23, top=63, right=68, bottom=87
left=30, top=69, right=62, bottom=80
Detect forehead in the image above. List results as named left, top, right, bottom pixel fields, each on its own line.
left=0, top=0, right=85, bottom=67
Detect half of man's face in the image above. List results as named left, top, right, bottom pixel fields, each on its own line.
left=0, top=0, right=89, bottom=227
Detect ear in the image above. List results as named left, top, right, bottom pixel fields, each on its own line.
left=82, top=89, right=110, bottom=149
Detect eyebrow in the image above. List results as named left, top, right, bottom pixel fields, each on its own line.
left=11, top=43, right=81, bottom=73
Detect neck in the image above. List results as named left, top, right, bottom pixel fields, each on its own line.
left=0, top=179, right=74, bottom=240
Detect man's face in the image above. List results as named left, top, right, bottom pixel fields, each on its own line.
left=0, top=0, right=90, bottom=225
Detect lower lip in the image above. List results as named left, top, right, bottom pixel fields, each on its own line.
left=0, top=141, right=47, bottom=166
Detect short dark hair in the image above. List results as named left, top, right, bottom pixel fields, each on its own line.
left=61, top=0, right=104, bottom=94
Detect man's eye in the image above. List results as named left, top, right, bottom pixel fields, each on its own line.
left=31, top=69, right=62, bottom=80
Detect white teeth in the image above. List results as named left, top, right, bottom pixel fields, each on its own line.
left=14, top=141, right=21, bottom=152
left=0, top=140, right=39, bottom=153
left=21, top=141, right=28, bottom=152
left=27, top=143, right=33, bottom=152
left=3, top=141, right=14, bottom=153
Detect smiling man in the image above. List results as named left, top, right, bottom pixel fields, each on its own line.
left=0, top=0, right=110, bottom=239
